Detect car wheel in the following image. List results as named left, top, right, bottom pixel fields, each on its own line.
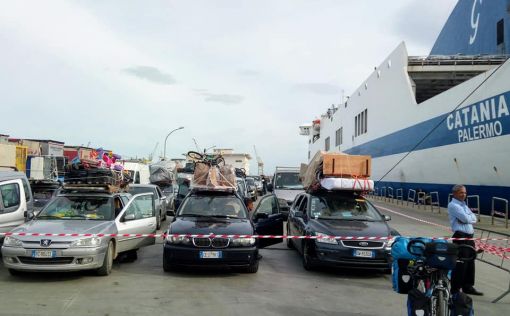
left=243, top=260, right=259, bottom=273
left=302, top=242, right=315, bottom=271
left=163, top=255, right=175, bottom=272
left=156, top=214, right=162, bottom=230
left=286, top=224, right=294, bottom=249
left=8, top=269, right=21, bottom=276
left=97, top=240, right=114, bottom=276
left=161, top=208, right=166, bottom=222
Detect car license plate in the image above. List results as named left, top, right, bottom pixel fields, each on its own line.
left=199, top=251, right=222, bottom=259
left=353, top=249, right=374, bottom=258
left=32, top=250, right=56, bottom=258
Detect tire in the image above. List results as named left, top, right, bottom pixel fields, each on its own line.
left=286, top=224, right=294, bottom=249
left=156, top=213, right=162, bottom=230
left=97, top=240, right=114, bottom=276
left=243, top=261, right=259, bottom=273
left=435, top=290, right=448, bottom=316
left=163, top=255, right=175, bottom=272
left=160, top=208, right=166, bottom=222
left=8, top=269, right=21, bottom=276
left=302, top=242, right=315, bottom=271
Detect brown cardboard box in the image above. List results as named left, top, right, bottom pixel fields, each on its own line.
left=322, top=153, right=371, bottom=177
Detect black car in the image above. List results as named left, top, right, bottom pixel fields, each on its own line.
left=287, top=190, right=398, bottom=271
left=163, top=189, right=284, bottom=273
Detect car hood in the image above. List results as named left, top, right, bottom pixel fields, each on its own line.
left=10, top=220, right=115, bottom=236
left=170, top=217, right=253, bottom=235
left=308, top=219, right=390, bottom=237
left=274, top=189, right=304, bottom=203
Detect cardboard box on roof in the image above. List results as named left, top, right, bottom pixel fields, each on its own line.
left=301, top=151, right=372, bottom=189
left=322, top=152, right=371, bottom=177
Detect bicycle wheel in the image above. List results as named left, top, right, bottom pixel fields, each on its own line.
left=187, top=151, right=204, bottom=161
left=434, top=290, right=448, bottom=316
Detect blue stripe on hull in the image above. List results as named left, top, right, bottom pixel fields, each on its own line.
left=345, top=91, right=510, bottom=158
left=374, top=181, right=510, bottom=216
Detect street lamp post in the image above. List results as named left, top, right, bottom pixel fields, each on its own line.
left=163, top=126, right=184, bottom=160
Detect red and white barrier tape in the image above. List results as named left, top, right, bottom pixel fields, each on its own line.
left=1, top=232, right=509, bottom=241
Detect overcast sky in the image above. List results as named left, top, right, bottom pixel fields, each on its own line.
left=0, top=0, right=457, bottom=174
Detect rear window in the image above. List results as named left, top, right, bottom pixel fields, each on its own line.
left=38, top=196, right=114, bottom=220
left=129, top=187, right=155, bottom=195
left=179, top=195, right=247, bottom=219
left=309, top=193, right=382, bottom=221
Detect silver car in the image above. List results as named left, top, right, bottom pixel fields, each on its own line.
left=1, top=190, right=157, bottom=276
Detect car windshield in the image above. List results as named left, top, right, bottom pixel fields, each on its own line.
left=38, top=196, right=114, bottom=220
left=308, top=194, right=383, bottom=221
left=275, top=172, right=303, bottom=190
left=179, top=195, right=247, bottom=219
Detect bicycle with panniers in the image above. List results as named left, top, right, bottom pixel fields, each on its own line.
left=405, top=239, right=477, bottom=316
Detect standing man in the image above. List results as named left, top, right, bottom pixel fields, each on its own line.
left=448, top=184, right=483, bottom=296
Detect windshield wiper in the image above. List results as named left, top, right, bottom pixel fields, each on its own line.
left=36, top=215, right=64, bottom=219
left=208, top=215, right=243, bottom=219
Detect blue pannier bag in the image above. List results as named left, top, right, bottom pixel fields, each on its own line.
left=450, top=292, right=474, bottom=316
left=391, top=237, right=430, bottom=293
left=424, top=242, right=458, bottom=270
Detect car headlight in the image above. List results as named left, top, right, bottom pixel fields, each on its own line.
left=385, top=237, right=396, bottom=250
left=315, top=232, right=338, bottom=245
left=230, top=237, right=256, bottom=247
left=70, top=237, right=102, bottom=248
left=166, top=235, right=192, bottom=245
left=3, top=236, right=23, bottom=247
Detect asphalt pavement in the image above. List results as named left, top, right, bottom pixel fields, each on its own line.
left=0, top=198, right=508, bottom=316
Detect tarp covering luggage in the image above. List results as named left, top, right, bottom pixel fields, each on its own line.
left=149, top=160, right=178, bottom=185
left=192, top=162, right=236, bottom=191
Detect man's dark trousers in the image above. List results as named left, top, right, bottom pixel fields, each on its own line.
left=451, top=231, right=475, bottom=293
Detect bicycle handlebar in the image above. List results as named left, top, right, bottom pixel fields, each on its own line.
left=406, top=239, right=477, bottom=262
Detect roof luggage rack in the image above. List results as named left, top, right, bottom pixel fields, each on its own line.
left=61, top=183, right=125, bottom=194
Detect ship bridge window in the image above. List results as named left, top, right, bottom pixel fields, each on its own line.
left=335, top=127, right=343, bottom=147
left=407, top=56, right=506, bottom=104
left=497, top=19, right=505, bottom=53
left=354, top=109, right=367, bottom=137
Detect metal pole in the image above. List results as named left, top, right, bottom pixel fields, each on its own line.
left=163, top=127, right=184, bottom=160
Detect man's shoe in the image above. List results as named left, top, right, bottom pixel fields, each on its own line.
left=463, top=287, right=484, bottom=296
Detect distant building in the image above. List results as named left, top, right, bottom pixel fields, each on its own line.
left=213, top=148, right=252, bottom=174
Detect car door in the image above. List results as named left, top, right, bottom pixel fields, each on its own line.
left=252, top=195, right=284, bottom=248
left=115, top=193, right=156, bottom=253
left=154, top=187, right=163, bottom=216
left=294, top=195, right=309, bottom=252
left=0, top=179, right=27, bottom=233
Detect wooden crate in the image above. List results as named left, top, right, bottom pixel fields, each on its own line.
left=322, top=153, right=371, bottom=177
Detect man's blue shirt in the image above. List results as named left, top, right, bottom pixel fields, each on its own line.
left=448, top=198, right=477, bottom=234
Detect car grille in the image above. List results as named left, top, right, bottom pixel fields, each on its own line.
left=18, top=257, right=74, bottom=265
left=192, top=237, right=230, bottom=248
left=341, top=240, right=385, bottom=249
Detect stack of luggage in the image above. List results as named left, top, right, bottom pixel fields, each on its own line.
left=300, top=151, right=373, bottom=192
left=192, top=162, right=236, bottom=191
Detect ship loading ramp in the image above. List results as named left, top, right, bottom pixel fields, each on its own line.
left=407, top=55, right=509, bottom=104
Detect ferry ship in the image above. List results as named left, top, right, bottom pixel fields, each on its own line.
left=300, top=0, right=510, bottom=214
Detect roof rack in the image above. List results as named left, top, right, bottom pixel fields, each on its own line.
left=62, top=183, right=125, bottom=194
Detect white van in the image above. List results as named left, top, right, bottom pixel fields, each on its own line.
left=122, top=162, right=150, bottom=184
left=0, top=171, right=34, bottom=240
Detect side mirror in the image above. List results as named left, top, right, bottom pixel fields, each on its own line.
left=267, top=183, right=273, bottom=192
left=123, top=214, right=136, bottom=222
left=25, top=211, right=35, bottom=221
left=383, top=215, right=391, bottom=221
left=294, top=211, right=304, bottom=218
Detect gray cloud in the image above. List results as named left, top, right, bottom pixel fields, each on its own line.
left=123, top=66, right=176, bottom=85
left=293, top=83, right=339, bottom=95
left=237, top=69, right=261, bottom=77
left=204, top=93, right=244, bottom=105
left=193, top=89, right=244, bottom=105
